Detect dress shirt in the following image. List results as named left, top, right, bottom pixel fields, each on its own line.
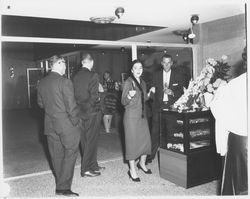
left=210, top=73, right=247, bottom=155
left=163, top=69, right=171, bottom=102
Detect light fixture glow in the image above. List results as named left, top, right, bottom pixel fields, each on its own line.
left=188, top=27, right=196, bottom=39
left=90, top=7, right=125, bottom=24
left=90, top=16, right=116, bottom=24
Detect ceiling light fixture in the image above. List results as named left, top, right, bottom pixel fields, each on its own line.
left=188, top=14, right=199, bottom=39
left=90, top=16, right=116, bottom=24
left=90, top=7, right=125, bottom=24
left=182, top=34, right=188, bottom=42
left=115, top=7, right=125, bottom=19
left=190, top=15, right=199, bottom=25
left=121, top=47, right=125, bottom=52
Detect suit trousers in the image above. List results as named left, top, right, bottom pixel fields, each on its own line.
left=148, top=111, right=160, bottom=160
left=47, top=127, right=80, bottom=190
left=80, top=111, right=102, bottom=174
left=221, top=132, right=248, bottom=195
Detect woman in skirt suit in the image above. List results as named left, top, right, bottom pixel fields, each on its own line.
left=121, top=60, right=154, bottom=182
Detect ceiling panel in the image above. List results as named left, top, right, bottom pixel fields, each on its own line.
left=1, top=0, right=244, bottom=31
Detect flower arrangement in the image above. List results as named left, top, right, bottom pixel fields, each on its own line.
left=172, top=55, right=231, bottom=112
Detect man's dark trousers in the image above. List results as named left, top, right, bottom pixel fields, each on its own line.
left=80, top=110, right=102, bottom=175
left=46, top=121, right=80, bottom=190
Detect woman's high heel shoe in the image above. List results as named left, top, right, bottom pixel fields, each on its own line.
left=137, top=163, right=152, bottom=174
left=127, top=171, right=140, bottom=182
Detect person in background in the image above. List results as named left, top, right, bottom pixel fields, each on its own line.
left=210, top=47, right=248, bottom=195
left=73, top=53, right=105, bottom=178
left=102, top=71, right=118, bottom=133
left=103, top=71, right=117, bottom=92
left=147, top=54, right=190, bottom=164
left=121, top=60, right=154, bottom=182
left=37, top=55, right=81, bottom=197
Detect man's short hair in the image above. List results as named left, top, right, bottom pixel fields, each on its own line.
left=81, top=53, right=93, bottom=62
left=49, top=55, right=64, bottom=67
left=161, top=54, right=173, bottom=61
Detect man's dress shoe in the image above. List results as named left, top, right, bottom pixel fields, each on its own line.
left=82, top=171, right=101, bottom=177
left=55, top=189, right=79, bottom=197
left=94, top=166, right=106, bottom=172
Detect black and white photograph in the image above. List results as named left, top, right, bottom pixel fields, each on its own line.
left=0, top=0, right=248, bottom=198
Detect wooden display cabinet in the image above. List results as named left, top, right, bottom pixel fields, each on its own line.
left=159, top=110, right=222, bottom=188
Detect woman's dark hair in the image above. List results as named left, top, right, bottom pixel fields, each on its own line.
left=130, top=59, right=143, bottom=73
left=129, top=59, right=145, bottom=118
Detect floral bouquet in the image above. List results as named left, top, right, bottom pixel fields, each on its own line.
left=172, top=55, right=231, bottom=112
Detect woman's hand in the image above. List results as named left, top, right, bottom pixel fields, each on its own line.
left=128, top=90, right=136, bottom=98
left=149, top=87, right=155, bottom=94
left=147, top=87, right=155, bottom=97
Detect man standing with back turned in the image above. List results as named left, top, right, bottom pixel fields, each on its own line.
left=37, top=55, right=81, bottom=197
left=73, top=53, right=105, bottom=177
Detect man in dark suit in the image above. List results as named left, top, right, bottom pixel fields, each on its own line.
left=37, top=55, right=81, bottom=197
left=147, top=54, right=190, bottom=163
left=73, top=53, right=104, bottom=177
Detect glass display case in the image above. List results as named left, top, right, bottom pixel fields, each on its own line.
left=159, top=110, right=222, bottom=188
left=160, top=110, right=214, bottom=153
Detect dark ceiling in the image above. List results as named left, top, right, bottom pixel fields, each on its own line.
left=2, top=15, right=165, bottom=60
left=2, top=15, right=165, bottom=40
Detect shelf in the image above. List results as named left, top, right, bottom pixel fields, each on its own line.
left=190, top=128, right=210, bottom=137
left=189, top=117, right=210, bottom=124
left=190, top=134, right=210, bottom=142
left=190, top=140, right=210, bottom=149
left=189, top=122, right=210, bottom=130
left=166, top=143, right=184, bottom=153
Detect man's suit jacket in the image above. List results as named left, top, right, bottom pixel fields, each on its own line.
left=73, top=67, right=101, bottom=118
left=37, top=72, right=81, bottom=135
left=151, top=67, right=189, bottom=112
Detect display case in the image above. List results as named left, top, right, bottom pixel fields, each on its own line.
left=159, top=110, right=222, bottom=188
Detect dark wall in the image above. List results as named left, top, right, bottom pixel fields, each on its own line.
left=2, top=48, right=130, bottom=110
left=137, top=48, right=193, bottom=87
left=2, top=49, right=35, bottom=109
